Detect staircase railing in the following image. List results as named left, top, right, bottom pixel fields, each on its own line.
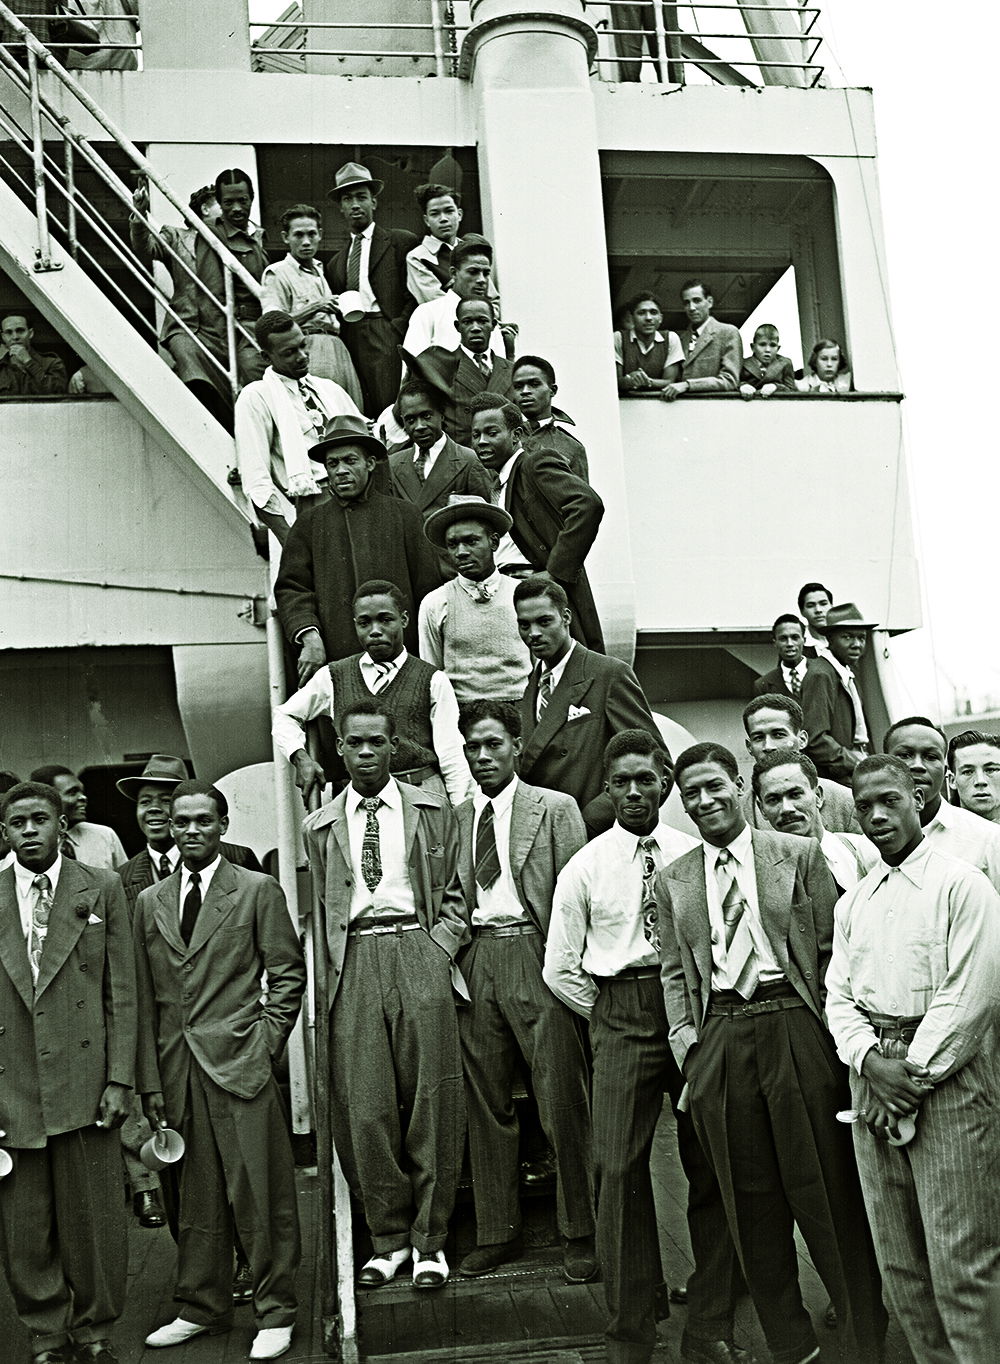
left=0, top=1, right=262, bottom=404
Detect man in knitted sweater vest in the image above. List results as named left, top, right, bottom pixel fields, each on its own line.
left=272, top=579, right=471, bottom=806
left=418, top=495, right=531, bottom=703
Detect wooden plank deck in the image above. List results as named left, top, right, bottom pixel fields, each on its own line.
left=0, top=1105, right=915, bottom=1362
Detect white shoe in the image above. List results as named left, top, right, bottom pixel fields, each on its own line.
left=145, top=1317, right=218, bottom=1347
left=412, top=1247, right=449, bottom=1289
left=356, top=1246, right=411, bottom=1287
left=249, top=1325, right=293, bottom=1360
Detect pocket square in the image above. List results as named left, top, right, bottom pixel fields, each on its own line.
left=566, top=704, right=592, bottom=722
left=87, top=914, right=103, bottom=926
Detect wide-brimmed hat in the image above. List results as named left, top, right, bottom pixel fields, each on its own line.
left=116, top=754, right=189, bottom=800
left=821, top=602, right=880, bottom=634
left=424, top=494, right=513, bottom=550
left=308, top=414, right=388, bottom=463
left=327, top=161, right=384, bottom=200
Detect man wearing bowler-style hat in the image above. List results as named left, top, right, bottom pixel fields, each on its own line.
left=800, top=603, right=879, bottom=784
left=275, top=414, right=443, bottom=684
left=326, top=162, right=418, bottom=417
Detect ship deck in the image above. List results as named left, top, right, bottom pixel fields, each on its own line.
left=0, top=1105, right=915, bottom=1363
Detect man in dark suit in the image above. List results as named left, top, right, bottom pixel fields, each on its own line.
left=470, top=395, right=606, bottom=651
left=454, top=700, right=595, bottom=1282
left=388, top=377, right=493, bottom=515
left=515, top=577, right=661, bottom=813
left=404, top=298, right=516, bottom=446
left=325, top=162, right=417, bottom=416
left=0, top=781, right=136, bottom=1364
left=800, top=602, right=877, bottom=783
left=752, top=613, right=809, bottom=698
left=657, top=743, right=885, bottom=1364
left=661, top=280, right=741, bottom=401
left=136, top=781, right=305, bottom=1361
left=304, top=701, right=469, bottom=1290
left=742, top=694, right=861, bottom=834
left=512, top=354, right=589, bottom=483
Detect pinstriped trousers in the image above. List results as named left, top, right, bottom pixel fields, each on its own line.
left=850, top=1046, right=1000, bottom=1363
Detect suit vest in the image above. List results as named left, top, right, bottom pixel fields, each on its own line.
left=329, top=654, right=438, bottom=776
left=620, top=331, right=670, bottom=381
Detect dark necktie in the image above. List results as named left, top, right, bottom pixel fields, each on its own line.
left=158, top=853, right=172, bottom=880
left=474, top=353, right=491, bottom=378
left=361, top=798, right=382, bottom=891
left=346, top=233, right=363, bottom=292
left=638, top=837, right=660, bottom=951
left=413, top=449, right=429, bottom=482
left=475, top=801, right=501, bottom=892
left=537, top=669, right=553, bottom=719
left=60, top=835, right=77, bottom=860
left=788, top=667, right=802, bottom=697
left=180, top=870, right=202, bottom=946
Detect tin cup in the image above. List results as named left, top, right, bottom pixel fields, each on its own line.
left=139, top=1127, right=185, bottom=1171
left=336, top=289, right=366, bottom=324
left=0, top=1149, right=12, bottom=1178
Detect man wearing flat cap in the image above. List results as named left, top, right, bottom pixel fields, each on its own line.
left=275, top=415, right=443, bottom=684
left=419, top=496, right=531, bottom=703
left=325, top=162, right=417, bottom=417
left=800, top=603, right=878, bottom=783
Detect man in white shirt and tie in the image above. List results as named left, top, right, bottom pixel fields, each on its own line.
left=752, top=614, right=810, bottom=698
left=545, top=731, right=742, bottom=1364
left=657, top=743, right=886, bottom=1364
left=404, top=297, right=517, bottom=448
left=403, top=236, right=513, bottom=360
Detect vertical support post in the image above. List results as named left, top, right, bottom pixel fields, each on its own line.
left=63, top=138, right=78, bottom=260
left=650, top=0, right=669, bottom=80
left=223, top=266, right=240, bottom=405
left=27, top=48, right=57, bottom=271
left=431, top=0, right=446, bottom=77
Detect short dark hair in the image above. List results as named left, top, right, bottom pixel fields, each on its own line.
left=29, top=764, right=75, bottom=787
left=771, top=613, right=804, bottom=637
left=458, top=699, right=521, bottom=741
left=852, top=753, right=916, bottom=794
left=742, top=694, right=804, bottom=731
left=188, top=185, right=217, bottom=215
left=674, top=742, right=739, bottom=786
left=0, top=771, right=21, bottom=796
left=352, top=579, right=407, bottom=613
left=396, top=377, right=445, bottom=415
left=512, top=575, right=570, bottom=613
left=947, top=730, right=1000, bottom=772
left=512, top=355, right=556, bottom=386
left=415, top=182, right=462, bottom=212
left=170, top=778, right=228, bottom=819
left=796, top=581, right=833, bottom=612
left=883, top=716, right=947, bottom=753
left=625, top=291, right=663, bottom=315
left=452, top=235, right=493, bottom=270
left=280, top=202, right=322, bottom=232
left=603, top=728, right=671, bottom=778
left=456, top=296, right=497, bottom=325
left=214, top=168, right=254, bottom=198
left=337, top=700, right=396, bottom=740
left=807, top=338, right=849, bottom=375
left=680, top=278, right=712, bottom=298
left=254, top=310, right=296, bottom=351
left=1, top=781, right=63, bottom=820
left=752, top=748, right=818, bottom=798
left=467, top=392, right=523, bottom=431
left=753, top=323, right=780, bottom=343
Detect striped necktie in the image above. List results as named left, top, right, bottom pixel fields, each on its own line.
left=370, top=662, right=392, bottom=693
left=715, top=848, right=757, bottom=999
left=536, top=669, right=553, bottom=720
left=475, top=801, right=501, bottom=892
left=346, top=233, right=363, bottom=291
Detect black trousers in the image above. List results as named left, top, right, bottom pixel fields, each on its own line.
left=340, top=314, right=403, bottom=417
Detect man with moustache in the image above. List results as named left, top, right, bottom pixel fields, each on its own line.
left=946, top=730, right=1000, bottom=824
left=741, top=695, right=860, bottom=834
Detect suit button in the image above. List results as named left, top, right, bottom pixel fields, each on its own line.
left=0, top=1065, right=5, bottom=1073
left=81, top=1040, right=90, bottom=1048
left=80, top=963, right=88, bottom=971
left=804, top=971, right=813, bottom=980
left=0, top=1026, right=5, bottom=1034
left=183, top=963, right=193, bottom=973
left=797, top=924, right=806, bottom=932
left=344, top=879, right=351, bottom=887
left=339, top=923, right=347, bottom=931
left=76, top=1000, right=85, bottom=1008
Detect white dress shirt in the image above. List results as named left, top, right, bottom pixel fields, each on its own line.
left=491, top=450, right=529, bottom=569
left=781, top=658, right=808, bottom=693
left=821, top=829, right=878, bottom=891
left=534, top=642, right=576, bottom=720
left=272, top=651, right=471, bottom=804
left=149, top=844, right=180, bottom=878
left=824, top=654, right=870, bottom=746
left=471, top=776, right=527, bottom=926
left=66, top=821, right=127, bottom=871
left=402, top=289, right=506, bottom=360
left=826, top=839, right=1000, bottom=1082
left=922, top=798, right=1000, bottom=893
left=544, top=821, right=699, bottom=1017
left=702, top=825, right=783, bottom=990
left=344, top=778, right=417, bottom=920
left=413, top=432, right=447, bottom=481
left=348, top=221, right=379, bottom=313
left=14, top=854, right=63, bottom=976
left=179, top=853, right=222, bottom=923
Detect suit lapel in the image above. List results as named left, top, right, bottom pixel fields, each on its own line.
left=151, top=873, right=186, bottom=955
left=751, top=830, right=793, bottom=976
left=509, top=783, right=543, bottom=879
left=456, top=802, right=475, bottom=908
left=367, top=225, right=390, bottom=278
left=35, top=860, right=94, bottom=998
left=520, top=648, right=590, bottom=769
left=186, top=858, right=239, bottom=955
left=421, top=441, right=460, bottom=508
left=683, top=316, right=715, bottom=367
left=0, top=867, right=34, bottom=1009
left=392, top=449, right=423, bottom=503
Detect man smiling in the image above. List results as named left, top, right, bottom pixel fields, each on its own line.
left=947, top=730, right=1000, bottom=824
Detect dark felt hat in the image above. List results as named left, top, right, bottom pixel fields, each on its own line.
left=307, top=414, right=387, bottom=463
left=328, top=161, right=384, bottom=200
left=116, top=754, right=189, bottom=800
left=821, top=602, right=880, bottom=633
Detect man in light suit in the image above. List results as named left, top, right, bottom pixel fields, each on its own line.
left=515, top=577, right=662, bottom=814
left=742, top=695, right=861, bottom=834
left=404, top=298, right=516, bottom=447
left=661, top=280, right=741, bottom=401
left=304, top=701, right=469, bottom=1290
left=388, top=377, right=493, bottom=515
left=136, top=781, right=305, bottom=1362
left=657, top=743, right=885, bottom=1364
left=0, top=781, right=136, bottom=1364
left=454, top=700, right=595, bottom=1281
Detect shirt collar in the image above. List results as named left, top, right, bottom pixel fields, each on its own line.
left=628, top=328, right=665, bottom=344
left=149, top=844, right=179, bottom=871
left=824, top=652, right=854, bottom=685
left=14, top=853, right=62, bottom=895
left=497, top=450, right=522, bottom=487
left=360, top=648, right=406, bottom=677
left=460, top=344, right=490, bottom=366
left=782, top=657, right=808, bottom=682
left=417, top=433, right=447, bottom=461
left=871, top=835, right=931, bottom=889
left=473, top=774, right=518, bottom=816
left=285, top=252, right=320, bottom=275
left=180, top=853, right=222, bottom=892
left=702, top=822, right=753, bottom=870
left=346, top=776, right=400, bottom=815
left=352, top=221, right=376, bottom=242
left=541, top=640, right=576, bottom=689
left=457, top=567, right=503, bottom=597
left=422, top=234, right=452, bottom=256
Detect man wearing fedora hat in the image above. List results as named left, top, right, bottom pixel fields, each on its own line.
left=419, top=496, right=531, bottom=703
left=275, top=415, right=443, bottom=684
left=800, top=603, right=878, bottom=783
left=325, top=162, right=417, bottom=418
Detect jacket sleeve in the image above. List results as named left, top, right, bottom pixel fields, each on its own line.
left=802, top=837, right=838, bottom=998
left=274, top=505, right=322, bottom=645
left=527, top=449, right=605, bottom=584
left=801, top=667, right=858, bottom=783
left=132, top=893, right=162, bottom=1097
left=605, top=661, right=663, bottom=753
left=256, top=877, right=307, bottom=1058
left=551, top=797, right=588, bottom=876
left=426, top=802, right=471, bottom=961
left=656, top=875, right=699, bottom=1069
left=102, top=872, right=137, bottom=1090
left=402, top=503, right=445, bottom=606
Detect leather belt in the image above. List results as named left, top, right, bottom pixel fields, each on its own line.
left=595, top=965, right=660, bottom=984
left=473, top=922, right=540, bottom=938
left=708, top=982, right=803, bottom=1017
left=862, top=1010, right=924, bottom=1043
left=394, top=764, right=438, bottom=785
left=348, top=915, right=419, bottom=938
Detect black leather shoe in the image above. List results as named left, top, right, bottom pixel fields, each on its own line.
left=669, top=1283, right=689, bottom=1304
left=32, top=1351, right=69, bottom=1364
left=520, top=1152, right=556, bottom=1186
left=458, top=1236, right=524, bottom=1276
left=823, top=1301, right=838, bottom=1329
left=562, top=1234, right=598, bottom=1283
left=133, top=1189, right=166, bottom=1228
left=233, top=1257, right=254, bottom=1304
left=681, top=1340, right=754, bottom=1364
left=74, top=1344, right=120, bottom=1364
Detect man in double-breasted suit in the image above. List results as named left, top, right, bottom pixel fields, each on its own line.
left=657, top=743, right=885, bottom=1364
left=662, top=281, right=741, bottom=401
left=515, top=578, right=662, bottom=813
left=325, top=162, right=417, bottom=416
left=304, top=700, right=469, bottom=1290
left=0, top=781, right=136, bottom=1364
left=135, top=780, right=305, bottom=1361
left=388, top=377, right=493, bottom=516
left=453, top=700, right=595, bottom=1281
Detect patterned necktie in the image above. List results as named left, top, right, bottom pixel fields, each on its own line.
left=299, top=379, right=326, bottom=434
left=788, top=667, right=802, bottom=697
left=413, top=449, right=429, bottom=482
left=158, top=853, right=172, bottom=880
left=537, top=669, right=553, bottom=719
left=180, top=870, right=201, bottom=947
left=369, top=661, right=392, bottom=694
left=60, top=835, right=77, bottom=860
left=715, top=848, right=757, bottom=998
left=473, top=582, right=491, bottom=604
left=361, top=797, right=382, bottom=891
left=474, top=353, right=491, bottom=378
left=346, top=233, right=363, bottom=292
left=29, top=873, right=52, bottom=980
left=475, top=801, right=501, bottom=892
left=638, top=837, right=660, bottom=952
